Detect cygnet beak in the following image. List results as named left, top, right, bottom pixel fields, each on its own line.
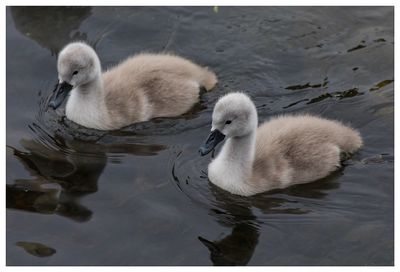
left=199, top=129, right=225, bottom=156
left=48, top=81, right=73, bottom=110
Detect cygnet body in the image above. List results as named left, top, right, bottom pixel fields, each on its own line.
left=49, top=42, right=217, bottom=130
left=199, top=93, right=363, bottom=196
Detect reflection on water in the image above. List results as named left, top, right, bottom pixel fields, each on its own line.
left=202, top=180, right=342, bottom=265
left=10, top=7, right=92, bottom=54
left=173, top=150, right=344, bottom=265
left=199, top=222, right=259, bottom=266
left=7, top=120, right=167, bottom=222
left=197, top=185, right=261, bottom=265
left=7, top=139, right=103, bottom=222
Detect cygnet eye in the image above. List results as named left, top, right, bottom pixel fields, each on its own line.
left=225, top=120, right=232, bottom=125
left=72, top=70, right=79, bottom=76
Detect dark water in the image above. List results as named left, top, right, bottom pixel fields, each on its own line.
left=6, top=6, right=394, bottom=265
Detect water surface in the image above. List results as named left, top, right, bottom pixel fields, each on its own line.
left=6, top=6, right=394, bottom=265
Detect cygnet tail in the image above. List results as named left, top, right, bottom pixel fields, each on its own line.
left=338, top=126, right=363, bottom=154
left=199, top=67, right=218, bottom=91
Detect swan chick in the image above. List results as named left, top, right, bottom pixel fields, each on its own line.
left=199, top=92, right=363, bottom=196
left=49, top=41, right=217, bottom=130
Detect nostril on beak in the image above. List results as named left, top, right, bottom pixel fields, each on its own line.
left=199, top=147, right=207, bottom=156
left=48, top=101, right=56, bottom=109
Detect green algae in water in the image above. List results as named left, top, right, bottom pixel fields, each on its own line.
left=286, top=78, right=329, bottom=91
left=306, top=88, right=362, bottom=105
left=369, top=80, right=394, bottom=91
left=335, top=88, right=362, bottom=99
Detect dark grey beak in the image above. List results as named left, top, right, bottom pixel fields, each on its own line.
left=48, top=81, right=73, bottom=110
left=199, top=129, right=225, bottom=156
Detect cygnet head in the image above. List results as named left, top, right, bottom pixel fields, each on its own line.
left=49, top=42, right=101, bottom=109
left=199, top=92, right=258, bottom=156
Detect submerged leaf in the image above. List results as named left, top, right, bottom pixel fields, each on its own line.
left=16, top=241, right=56, bottom=257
